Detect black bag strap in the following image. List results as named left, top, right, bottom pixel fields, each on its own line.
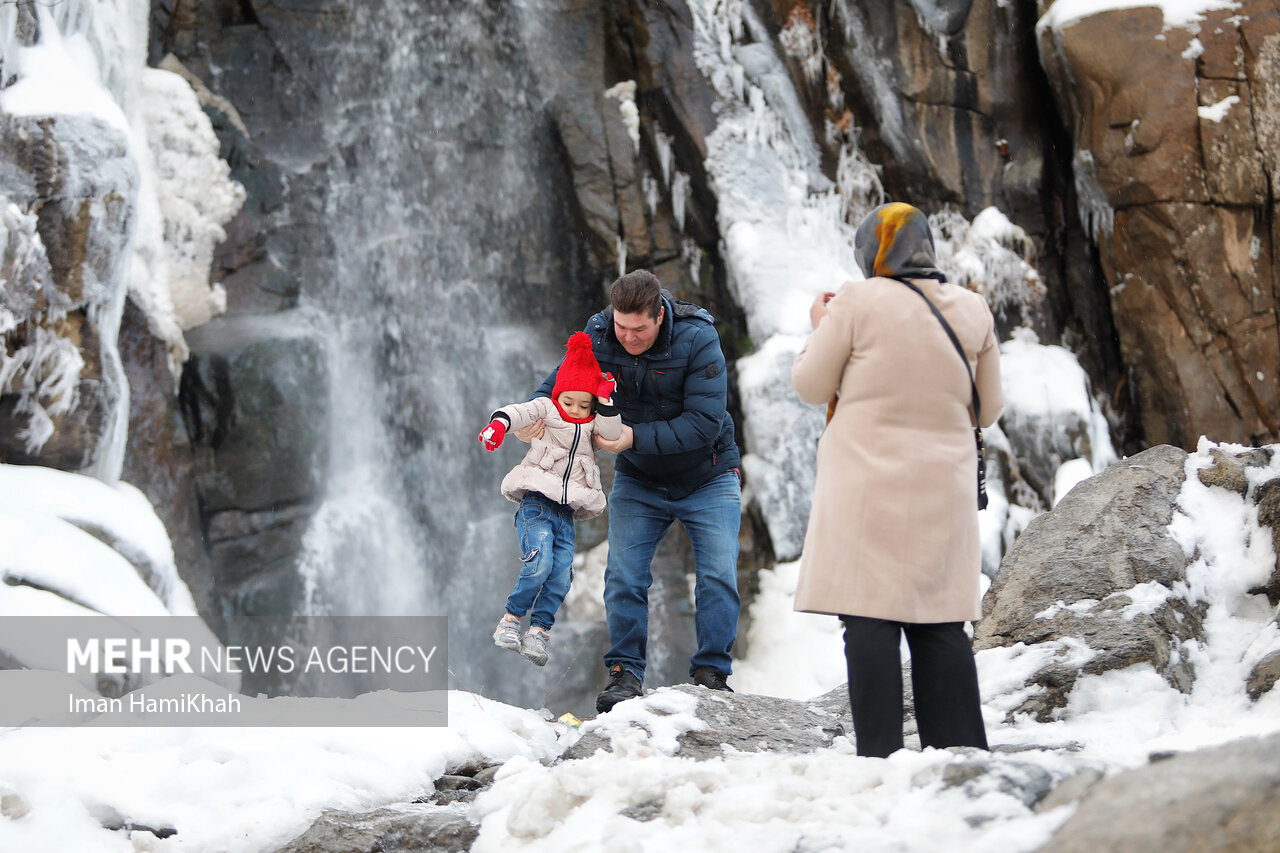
left=891, top=276, right=981, bottom=427
left=893, top=276, right=989, bottom=510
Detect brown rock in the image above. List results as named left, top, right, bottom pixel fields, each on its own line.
left=1197, top=446, right=1263, bottom=496
left=1038, top=2, right=1280, bottom=448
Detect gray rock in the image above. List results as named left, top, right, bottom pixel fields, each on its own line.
left=119, top=298, right=222, bottom=632
left=620, top=799, right=666, bottom=823
left=919, top=753, right=1062, bottom=811
left=177, top=311, right=329, bottom=692
left=270, top=803, right=476, bottom=853
left=0, top=791, right=28, bottom=820
left=1034, top=768, right=1105, bottom=814
left=1247, top=649, right=1280, bottom=702
left=181, top=311, right=329, bottom=514
left=1254, top=477, right=1280, bottom=604
left=1195, top=446, right=1280, bottom=604
left=1196, top=446, right=1269, bottom=496
left=1035, top=732, right=1280, bottom=853
left=975, top=445, right=1198, bottom=720
left=561, top=684, right=847, bottom=761
left=999, top=403, right=1105, bottom=510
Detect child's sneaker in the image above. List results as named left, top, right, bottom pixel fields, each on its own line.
left=493, top=614, right=521, bottom=651
left=520, top=626, right=550, bottom=666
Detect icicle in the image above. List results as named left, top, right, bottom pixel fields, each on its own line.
left=778, top=6, right=823, bottom=83
left=655, top=130, right=674, bottom=186
left=1073, top=150, right=1115, bottom=239
left=836, top=144, right=884, bottom=224
left=604, top=80, right=641, bottom=153
left=616, top=233, right=627, bottom=278
left=682, top=238, right=701, bottom=288
left=643, top=172, right=661, bottom=215
left=671, top=171, right=690, bottom=232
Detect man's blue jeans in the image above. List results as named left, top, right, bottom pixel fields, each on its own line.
left=505, top=492, right=575, bottom=630
left=603, top=471, right=741, bottom=683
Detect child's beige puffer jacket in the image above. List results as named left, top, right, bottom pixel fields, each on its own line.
left=494, top=397, right=622, bottom=520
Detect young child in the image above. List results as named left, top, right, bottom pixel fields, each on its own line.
left=478, top=331, right=620, bottom=666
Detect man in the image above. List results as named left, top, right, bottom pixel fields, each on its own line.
left=528, top=269, right=742, bottom=713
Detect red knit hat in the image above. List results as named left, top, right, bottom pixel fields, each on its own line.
left=552, top=332, right=603, bottom=402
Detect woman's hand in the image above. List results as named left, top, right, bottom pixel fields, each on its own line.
left=594, top=424, right=634, bottom=454
left=810, top=291, right=836, bottom=329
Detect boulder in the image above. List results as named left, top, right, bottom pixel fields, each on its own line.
left=1198, top=446, right=1280, bottom=603
left=974, top=445, right=1198, bottom=719
left=1034, top=732, right=1280, bottom=853
left=1256, top=476, right=1280, bottom=602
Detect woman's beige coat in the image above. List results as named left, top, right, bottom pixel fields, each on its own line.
left=791, top=277, right=1003, bottom=623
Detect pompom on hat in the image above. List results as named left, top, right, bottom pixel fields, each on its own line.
left=552, top=331, right=604, bottom=402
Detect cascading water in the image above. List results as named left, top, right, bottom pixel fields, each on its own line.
left=235, top=0, right=598, bottom=710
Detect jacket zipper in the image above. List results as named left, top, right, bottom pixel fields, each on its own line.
left=562, top=422, right=582, bottom=505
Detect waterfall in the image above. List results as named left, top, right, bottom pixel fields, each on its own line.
left=253, top=0, right=593, bottom=710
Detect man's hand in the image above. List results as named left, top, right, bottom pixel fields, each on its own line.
left=514, top=420, right=545, bottom=443
left=595, top=424, right=634, bottom=454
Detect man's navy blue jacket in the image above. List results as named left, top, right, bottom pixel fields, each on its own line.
left=535, top=293, right=741, bottom=500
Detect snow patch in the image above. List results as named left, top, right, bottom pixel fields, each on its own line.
left=1037, top=0, right=1240, bottom=34
left=1197, top=94, right=1239, bottom=122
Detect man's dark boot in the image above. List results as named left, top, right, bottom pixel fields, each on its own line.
left=595, top=665, right=642, bottom=713
left=691, top=667, right=733, bottom=692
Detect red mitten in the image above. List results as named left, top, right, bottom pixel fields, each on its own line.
left=479, top=419, right=507, bottom=451
left=596, top=372, right=616, bottom=400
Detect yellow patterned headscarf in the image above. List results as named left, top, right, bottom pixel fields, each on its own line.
left=853, top=202, right=945, bottom=281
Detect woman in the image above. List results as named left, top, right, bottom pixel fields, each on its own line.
left=791, top=202, right=1004, bottom=758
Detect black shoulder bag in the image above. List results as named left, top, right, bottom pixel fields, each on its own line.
left=893, top=277, right=989, bottom=510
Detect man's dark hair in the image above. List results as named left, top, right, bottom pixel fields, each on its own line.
left=610, top=270, right=663, bottom=319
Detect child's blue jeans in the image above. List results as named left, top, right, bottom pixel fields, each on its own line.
left=505, top=491, right=575, bottom=630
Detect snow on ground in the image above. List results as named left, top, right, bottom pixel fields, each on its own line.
left=0, top=464, right=196, bottom=615
left=0, top=441, right=1276, bottom=852
left=0, top=691, right=563, bottom=853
